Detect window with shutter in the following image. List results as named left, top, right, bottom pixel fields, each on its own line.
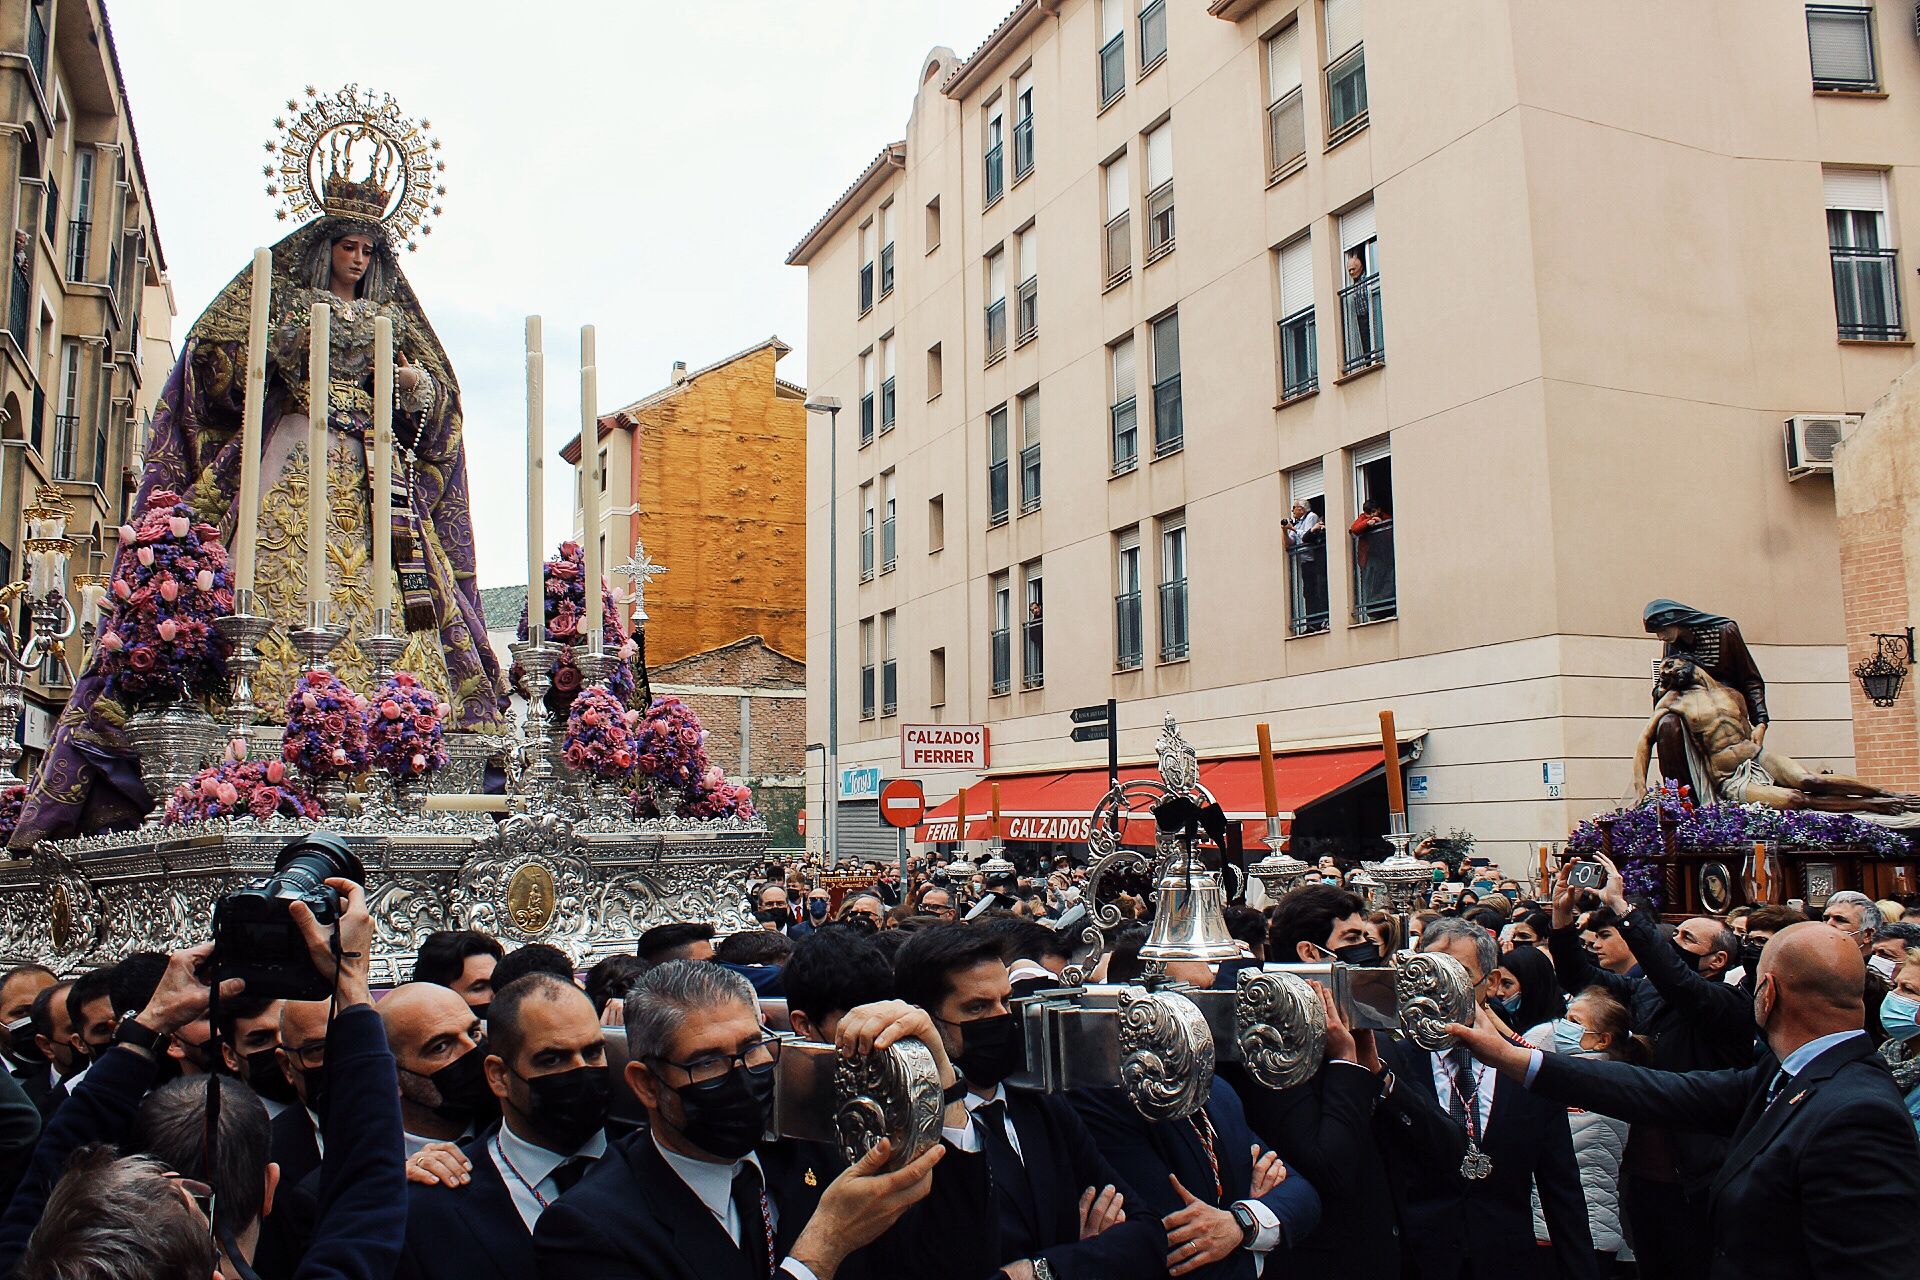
left=1145, top=123, right=1175, bottom=259
left=1824, top=167, right=1903, bottom=340
left=1278, top=234, right=1318, bottom=398
left=1267, top=24, right=1306, bottom=178
left=1324, top=0, right=1367, bottom=140
left=1285, top=461, right=1329, bottom=634
left=1806, top=4, right=1877, bottom=91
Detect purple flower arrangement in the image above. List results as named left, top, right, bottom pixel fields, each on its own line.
left=633, top=697, right=710, bottom=792
left=680, top=765, right=756, bottom=821
left=510, top=540, right=637, bottom=713
left=0, top=785, right=24, bottom=850
left=165, top=753, right=321, bottom=825
left=366, top=671, right=450, bottom=778
left=563, top=685, right=639, bottom=780
left=95, top=490, right=234, bottom=706
left=282, top=670, right=370, bottom=779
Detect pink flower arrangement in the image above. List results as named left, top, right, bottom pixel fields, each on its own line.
left=632, top=696, right=709, bottom=791
left=364, top=671, right=449, bottom=777
left=95, top=490, right=234, bottom=706
left=680, top=765, right=757, bottom=820
left=0, top=785, right=25, bottom=849
left=164, top=757, right=322, bottom=825
left=563, top=685, right=639, bottom=781
left=282, top=670, right=370, bottom=779
left=508, top=540, right=633, bottom=714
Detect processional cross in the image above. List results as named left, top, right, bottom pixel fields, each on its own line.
left=612, top=538, right=667, bottom=624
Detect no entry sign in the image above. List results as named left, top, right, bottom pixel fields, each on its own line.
left=879, top=778, right=927, bottom=829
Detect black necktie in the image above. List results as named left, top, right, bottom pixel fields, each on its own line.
left=977, top=1098, right=1024, bottom=1169
left=732, top=1161, right=775, bottom=1280
left=551, top=1155, right=593, bottom=1195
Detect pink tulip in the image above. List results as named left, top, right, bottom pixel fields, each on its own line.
left=228, top=737, right=248, bottom=761
left=157, top=620, right=178, bottom=642
left=436, top=703, right=451, bottom=720
left=196, top=570, right=215, bottom=592
left=216, top=784, right=240, bottom=807
left=411, top=753, right=427, bottom=773
left=581, top=709, right=601, bottom=729
left=158, top=579, right=179, bottom=603
left=136, top=547, right=155, bottom=567
left=302, top=691, right=319, bottom=711
left=112, top=579, right=132, bottom=600
left=331, top=747, right=349, bottom=765
left=265, top=761, right=286, bottom=784
left=200, top=775, right=220, bottom=797
left=99, top=631, right=123, bottom=652
left=117, top=524, right=136, bottom=545
left=168, top=517, right=190, bottom=538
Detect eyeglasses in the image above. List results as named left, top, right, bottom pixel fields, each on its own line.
left=284, top=1040, right=327, bottom=1070
left=649, top=1032, right=782, bottom=1087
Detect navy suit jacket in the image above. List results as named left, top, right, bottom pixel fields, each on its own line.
left=1532, top=1033, right=1920, bottom=1280
left=397, top=1129, right=546, bottom=1280
left=1070, top=1076, right=1321, bottom=1280
left=1382, top=1039, right=1597, bottom=1280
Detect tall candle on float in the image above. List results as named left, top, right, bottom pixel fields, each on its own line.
left=954, top=786, right=970, bottom=849
left=306, top=302, right=329, bottom=610
left=234, top=248, right=272, bottom=597
left=371, top=317, right=394, bottom=618
left=525, top=316, right=544, bottom=634
left=1255, top=722, right=1280, bottom=818
left=1379, top=709, right=1406, bottom=818
left=580, top=325, right=602, bottom=640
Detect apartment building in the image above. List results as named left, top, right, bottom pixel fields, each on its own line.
left=789, top=0, right=1913, bottom=867
left=0, top=0, right=175, bottom=766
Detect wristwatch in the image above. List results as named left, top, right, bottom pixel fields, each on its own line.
left=1230, top=1203, right=1259, bottom=1250
left=112, top=1017, right=165, bottom=1054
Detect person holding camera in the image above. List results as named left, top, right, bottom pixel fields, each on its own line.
left=5, top=873, right=409, bottom=1280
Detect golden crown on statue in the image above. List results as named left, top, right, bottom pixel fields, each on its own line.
left=262, top=84, right=446, bottom=252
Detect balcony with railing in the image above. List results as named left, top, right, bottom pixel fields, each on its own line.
left=1832, top=247, right=1905, bottom=340
left=1139, top=0, right=1168, bottom=71
left=51, top=414, right=78, bottom=480
left=879, top=243, right=894, bottom=297
left=880, top=376, right=896, bottom=433
left=881, top=515, right=896, bottom=572
left=1110, top=396, right=1138, bottom=474
left=984, top=142, right=1005, bottom=207
left=9, top=253, right=30, bottom=350
left=42, top=179, right=57, bottom=242
left=1100, top=32, right=1126, bottom=106
left=1145, top=181, right=1175, bottom=261
left=860, top=664, right=876, bottom=719
left=1013, top=115, right=1035, bottom=180
left=985, top=298, right=1007, bottom=363
left=1016, top=276, right=1038, bottom=345
left=859, top=262, right=874, bottom=314
left=66, top=219, right=91, bottom=281
left=30, top=384, right=45, bottom=455
left=1022, top=619, right=1044, bottom=689
left=1340, top=272, right=1384, bottom=373
left=1115, top=591, right=1143, bottom=670
left=1152, top=374, right=1182, bottom=457
left=1286, top=540, right=1330, bottom=637
left=1327, top=44, right=1369, bottom=143
left=1269, top=86, right=1306, bottom=181
left=1158, top=578, right=1189, bottom=662
left=990, top=627, right=1012, bottom=695
left=1019, top=443, right=1041, bottom=513
left=860, top=526, right=875, bottom=582
left=988, top=457, right=1009, bottom=526
left=859, top=392, right=875, bottom=446
left=881, top=659, right=897, bottom=716
left=26, top=2, right=49, bottom=84
left=1351, top=519, right=1396, bottom=623
left=1279, top=308, right=1318, bottom=400
left=1104, top=211, right=1132, bottom=287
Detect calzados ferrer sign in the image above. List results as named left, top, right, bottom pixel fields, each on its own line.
left=900, top=724, right=990, bottom=771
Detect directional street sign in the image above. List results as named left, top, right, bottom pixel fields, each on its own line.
left=1069, top=704, right=1111, bottom=724
left=1070, top=724, right=1112, bottom=743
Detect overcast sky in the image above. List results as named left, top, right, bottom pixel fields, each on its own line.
left=108, top=0, right=1010, bottom=588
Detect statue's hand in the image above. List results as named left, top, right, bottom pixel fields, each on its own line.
left=1751, top=722, right=1767, bottom=748
left=395, top=351, right=423, bottom=394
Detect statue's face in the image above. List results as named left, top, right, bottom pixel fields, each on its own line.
left=331, top=235, right=375, bottom=289
left=1657, top=624, right=1687, bottom=645
left=1658, top=657, right=1698, bottom=692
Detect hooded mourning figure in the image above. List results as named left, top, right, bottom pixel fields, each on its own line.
left=1641, top=599, right=1769, bottom=792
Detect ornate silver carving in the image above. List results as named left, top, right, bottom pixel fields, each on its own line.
left=1395, top=951, right=1475, bottom=1052
left=832, top=1038, right=943, bottom=1172
left=1235, top=968, right=1327, bottom=1091
left=1154, top=712, right=1200, bottom=796
left=122, top=703, right=223, bottom=823
left=1117, top=985, right=1215, bottom=1122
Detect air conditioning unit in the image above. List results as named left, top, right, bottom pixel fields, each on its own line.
left=1783, top=413, right=1855, bottom=481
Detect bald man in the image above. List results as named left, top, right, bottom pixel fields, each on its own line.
left=378, top=983, right=496, bottom=1157
left=1448, top=921, right=1920, bottom=1280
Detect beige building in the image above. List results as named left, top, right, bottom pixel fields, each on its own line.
left=0, top=0, right=175, bottom=763
left=789, top=0, right=1916, bottom=868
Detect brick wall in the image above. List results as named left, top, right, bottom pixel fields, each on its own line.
left=652, top=636, right=805, bottom=848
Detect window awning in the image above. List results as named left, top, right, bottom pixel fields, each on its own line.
left=914, top=745, right=1398, bottom=846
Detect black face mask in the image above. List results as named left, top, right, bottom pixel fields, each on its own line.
left=955, top=1013, right=1023, bottom=1089
left=756, top=910, right=789, bottom=926
left=1327, top=940, right=1384, bottom=967
left=522, top=1064, right=610, bottom=1152
left=672, top=1062, right=776, bottom=1161
left=244, top=1047, right=300, bottom=1105
left=420, top=1045, right=500, bottom=1127
left=468, top=1003, right=492, bottom=1026
left=4, top=1019, right=45, bottom=1072
left=1671, top=940, right=1703, bottom=974
left=843, top=916, right=879, bottom=937
left=1740, top=937, right=1765, bottom=974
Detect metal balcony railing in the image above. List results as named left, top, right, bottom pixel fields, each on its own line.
left=860, top=527, right=875, bottom=581
left=1831, top=247, right=1906, bottom=340
left=1145, top=181, right=1175, bottom=259
left=1019, top=443, right=1041, bottom=513
left=42, top=179, right=57, bottom=242
left=990, top=627, right=1012, bottom=695
left=1285, top=540, right=1330, bottom=636
left=1022, top=620, right=1044, bottom=689
left=1278, top=308, right=1318, bottom=399
left=1016, top=276, right=1038, bottom=344
left=860, top=665, right=876, bottom=719
left=1100, top=32, right=1126, bottom=105
left=881, top=660, right=897, bottom=716
left=1351, top=520, right=1396, bottom=623
left=1158, top=578, right=1189, bottom=662
left=880, top=376, right=896, bottom=432
left=988, top=458, right=1009, bottom=526
left=1013, top=115, right=1035, bottom=180
left=66, top=219, right=91, bottom=281
left=881, top=516, right=896, bottom=571
left=1340, top=272, right=1385, bottom=372
left=1105, top=211, right=1131, bottom=286
left=1268, top=86, right=1306, bottom=180
left=984, top=142, right=1005, bottom=206
left=1808, top=6, right=1878, bottom=91
left=985, top=298, right=1007, bottom=362
left=879, top=243, right=894, bottom=296
left=8, top=260, right=29, bottom=349
left=1139, top=0, right=1168, bottom=70
left=859, top=262, right=874, bottom=313
left=1152, top=374, right=1183, bottom=457
left=1111, top=396, right=1138, bottom=473
left=26, top=3, right=48, bottom=84
left=860, top=393, right=875, bottom=446
left=51, top=414, right=78, bottom=480
left=1115, top=590, right=1143, bottom=670
left=1327, top=44, right=1369, bottom=142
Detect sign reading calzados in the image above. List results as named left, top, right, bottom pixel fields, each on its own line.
left=900, top=723, right=991, bottom=771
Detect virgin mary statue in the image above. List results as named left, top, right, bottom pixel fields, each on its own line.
left=13, top=86, right=506, bottom=846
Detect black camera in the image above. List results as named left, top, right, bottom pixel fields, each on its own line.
left=1567, top=860, right=1608, bottom=892
left=213, top=832, right=366, bottom=1001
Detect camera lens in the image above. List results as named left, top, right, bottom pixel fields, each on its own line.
left=273, top=832, right=367, bottom=891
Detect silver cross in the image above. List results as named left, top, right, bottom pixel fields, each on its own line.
left=611, top=537, right=667, bottom=624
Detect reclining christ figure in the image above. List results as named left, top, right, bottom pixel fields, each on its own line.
left=1630, top=656, right=1920, bottom=815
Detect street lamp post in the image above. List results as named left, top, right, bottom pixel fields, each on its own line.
left=804, top=396, right=842, bottom=869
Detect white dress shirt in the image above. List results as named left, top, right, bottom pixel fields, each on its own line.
left=307, top=1107, right=326, bottom=1160
left=1431, top=1050, right=1496, bottom=1136
left=1007, top=960, right=1059, bottom=987
left=653, top=1135, right=817, bottom=1280
left=942, top=1084, right=1024, bottom=1160
left=490, top=1122, right=608, bottom=1233
left=402, top=1125, right=472, bottom=1159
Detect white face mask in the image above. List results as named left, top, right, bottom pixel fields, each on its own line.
left=1869, top=954, right=1898, bottom=981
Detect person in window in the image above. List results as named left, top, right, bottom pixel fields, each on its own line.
left=1284, top=502, right=1326, bottom=628
left=1344, top=249, right=1374, bottom=359
left=1349, top=500, right=1393, bottom=621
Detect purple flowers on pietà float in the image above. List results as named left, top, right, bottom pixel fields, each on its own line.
left=563, top=686, right=638, bottom=780
left=510, top=540, right=637, bottom=714
left=165, top=743, right=322, bottom=825
left=94, top=491, right=233, bottom=707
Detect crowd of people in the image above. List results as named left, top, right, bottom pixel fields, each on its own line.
left=0, top=841, right=1914, bottom=1279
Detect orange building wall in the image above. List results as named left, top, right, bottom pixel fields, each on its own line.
left=629, top=347, right=807, bottom=665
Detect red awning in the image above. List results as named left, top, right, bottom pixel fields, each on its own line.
left=913, top=746, right=1388, bottom=846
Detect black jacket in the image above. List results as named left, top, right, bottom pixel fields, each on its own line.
left=1381, top=1039, right=1598, bottom=1280
left=1532, top=1032, right=1920, bottom=1280
left=397, top=1130, right=538, bottom=1280
left=1226, top=1055, right=1462, bottom=1280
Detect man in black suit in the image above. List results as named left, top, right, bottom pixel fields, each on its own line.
left=0, top=965, right=53, bottom=1072
left=1449, top=920, right=1920, bottom=1280
left=1381, top=916, right=1597, bottom=1280
left=19, top=980, right=77, bottom=1121
left=400, top=974, right=611, bottom=1280
left=533, top=959, right=975, bottom=1280
left=269, top=998, right=333, bottom=1188
left=894, top=923, right=1167, bottom=1280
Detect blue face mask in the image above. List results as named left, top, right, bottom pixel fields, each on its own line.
left=1881, top=992, right=1920, bottom=1043
left=1549, top=1018, right=1592, bottom=1056
left=1491, top=993, right=1522, bottom=1019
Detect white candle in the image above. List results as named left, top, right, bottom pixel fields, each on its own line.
left=234, top=248, right=272, bottom=597
left=526, top=316, right=544, bottom=634
left=580, top=325, right=602, bottom=640
left=307, top=301, right=329, bottom=610
left=372, top=316, right=394, bottom=618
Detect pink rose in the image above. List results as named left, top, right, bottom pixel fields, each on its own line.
left=282, top=740, right=299, bottom=762
left=580, top=709, right=601, bottom=729
left=265, top=761, right=287, bottom=784
left=613, top=749, right=633, bottom=769
left=380, top=700, right=402, bottom=721
left=128, top=646, right=156, bottom=672
left=410, top=753, right=427, bottom=773
left=552, top=665, right=582, bottom=693
left=117, top=524, right=136, bottom=545
left=322, top=712, right=346, bottom=736
left=168, top=516, right=190, bottom=538
left=249, top=789, right=278, bottom=820
left=413, top=714, right=436, bottom=734
left=137, top=547, right=155, bottom=567
left=564, top=744, right=587, bottom=767
left=196, top=570, right=215, bottom=592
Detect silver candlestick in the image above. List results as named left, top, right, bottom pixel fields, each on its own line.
left=214, top=588, right=276, bottom=733
left=1250, top=814, right=1312, bottom=901
left=573, top=632, right=617, bottom=688
left=288, top=600, right=348, bottom=675
left=510, top=628, right=558, bottom=790
left=1363, top=809, right=1432, bottom=938
left=357, top=606, right=407, bottom=685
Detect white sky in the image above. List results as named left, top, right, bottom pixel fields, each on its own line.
left=108, top=0, right=1012, bottom=588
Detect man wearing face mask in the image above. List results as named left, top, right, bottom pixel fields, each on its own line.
left=791, top=887, right=834, bottom=938
left=18, top=978, right=71, bottom=1119
left=378, top=982, right=499, bottom=1160
left=60, top=968, right=117, bottom=1092
left=399, top=975, right=610, bottom=1280
left=220, top=996, right=296, bottom=1117
left=413, top=929, right=505, bottom=1023
left=534, top=959, right=975, bottom=1280
left=896, top=923, right=1168, bottom=1280
left=0, top=965, right=53, bottom=1077
left=1447, top=921, right=1920, bottom=1280
left=1545, top=856, right=1752, bottom=1280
